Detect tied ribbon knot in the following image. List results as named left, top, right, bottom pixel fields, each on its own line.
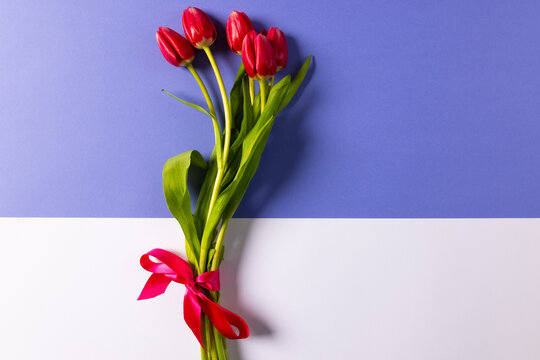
left=138, top=248, right=249, bottom=347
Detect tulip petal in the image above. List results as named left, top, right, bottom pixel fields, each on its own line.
left=267, top=27, right=288, bottom=70
left=255, top=34, right=277, bottom=79
left=226, top=11, right=254, bottom=54
left=182, top=7, right=216, bottom=49
left=156, top=30, right=181, bottom=66
left=156, top=27, right=195, bottom=67
left=241, top=31, right=257, bottom=79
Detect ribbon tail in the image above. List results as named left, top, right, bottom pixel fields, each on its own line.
left=198, top=295, right=249, bottom=340
left=184, top=290, right=204, bottom=348
left=138, top=274, right=171, bottom=300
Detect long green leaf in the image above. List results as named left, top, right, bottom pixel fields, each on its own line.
left=278, top=55, right=312, bottom=112
left=163, top=150, right=206, bottom=269
left=229, top=64, right=246, bottom=131
left=221, top=143, right=243, bottom=187
left=224, top=76, right=291, bottom=217
left=225, top=72, right=253, bottom=190
left=230, top=76, right=254, bottom=155
left=221, top=116, right=275, bottom=219
left=199, top=76, right=291, bottom=259
left=193, top=150, right=218, bottom=238
left=162, top=89, right=216, bottom=119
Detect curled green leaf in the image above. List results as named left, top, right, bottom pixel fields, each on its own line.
left=163, top=150, right=207, bottom=270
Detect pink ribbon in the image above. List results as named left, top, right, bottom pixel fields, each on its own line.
left=138, top=248, right=249, bottom=347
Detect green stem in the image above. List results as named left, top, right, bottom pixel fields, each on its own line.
left=249, top=78, right=255, bottom=105
left=187, top=64, right=223, bottom=167
left=209, top=223, right=231, bottom=358
left=211, top=218, right=230, bottom=271
left=187, top=64, right=217, bottom=117
left=207, top=219, right=228, bottom=358
left=203, top=47, right=232, bottom=167
left=259, top=80, right=267, bottom=113
left=200, top=47, right=232, bottom=273
left=201, top=347, right=208, bottom=360
left=213, top=326, right=227, bottom=360
left=204, top=315, right=218, bottom=359
left=269, top=75, right=275, bottom=88
left=205, top=167, right=223, bottom=224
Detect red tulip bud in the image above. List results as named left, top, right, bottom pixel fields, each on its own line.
left=156, top=27, right=195, bottom=67
left=267, top=27, right=288, bottom=70
left=182, top=7, right=217, bottom=49
left=242, top=31, right=277, bottom=80
left=226, top=11, right=254, bottom=55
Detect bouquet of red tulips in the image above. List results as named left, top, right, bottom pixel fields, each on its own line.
left=138, top=7, right=311, bottom=359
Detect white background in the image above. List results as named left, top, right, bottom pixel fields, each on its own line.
left=1, top=218, right=540, bottom=359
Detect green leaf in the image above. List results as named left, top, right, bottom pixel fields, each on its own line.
left=242, top=76, right=255, bottom=132
left=221, top=117, right=274, bottom=221
left=225, top=75, right=257, bottom=190
left=278, top=55, right=312, bottom=112
left=213, top=245, right=225, bottom=269
left=221, top=76, right=291, bottom=218
left=252, top=91, right=261, bottom=123
left=200, top=76, right=291, bottom=250
left=221, top=143, right=243, bottom=187
left=198, top=76, right=291, bottom=267
left=229, top=64, right=246, bottom=131
left=230, top=76, right=255, bottom=155
left=163, top=150, right=207, bottom=269
left=193, top=150, right=218, bottom=238
left=162, top=89, right=216, bottom=119
left=207, top=248, right=216, bottom=269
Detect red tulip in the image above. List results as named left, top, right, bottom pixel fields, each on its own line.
left=267, top=27, right=288, bottom=70
left=156, top=27, right=195, bottom=67
left=226, top=10, right=254, bottom=55
left=182, top=7, right=217, bottom=49
left=241, top=31, right=277, bottom=80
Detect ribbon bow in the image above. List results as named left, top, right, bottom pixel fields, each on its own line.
left=138, top=248, right=249, bottom=347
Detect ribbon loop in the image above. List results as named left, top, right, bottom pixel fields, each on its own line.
left=138, top=248, right=249, bottom=347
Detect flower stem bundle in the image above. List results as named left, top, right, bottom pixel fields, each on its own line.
left=141, top=7, right=311, bottom=359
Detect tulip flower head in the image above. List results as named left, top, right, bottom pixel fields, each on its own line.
left=226, top=10, right=255, bottom=55
left=241, top=31, right=277, bottom=81
left=156, top=27, right=195, bottom=67
left=267, top=27, right=288, bottom=71
left=182, top=7, right=217, bottom=49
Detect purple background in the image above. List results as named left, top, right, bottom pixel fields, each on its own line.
left=1, top=1, right=540, bottom=218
